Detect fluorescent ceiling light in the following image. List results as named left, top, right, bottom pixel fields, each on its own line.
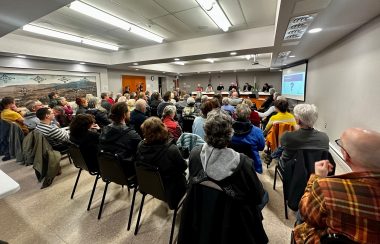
left=174, top=58, right=180, bottom=61
left=22, top=24, right=119, bottom=51
left=23, top=25, right=81, bottom=43
left=133, top=62, right=138, bottom=65
left=196, top=0, right=231, bottom=32
left=289, top=55, right=296, bottom=58
left=205, top=58, right=214, bottom=63
left=16, top=55, right=26, bottom=58
left=173, top=61, right=185, bottom=65
left=135, top=69, right=139, bottom=70
left=69, top=1, right=164, bottom=43
left=230, top=52, right=237, bottom=56
left=309, top=28, right=322, bottom=33
left=79, top=62, right=86, bottom=65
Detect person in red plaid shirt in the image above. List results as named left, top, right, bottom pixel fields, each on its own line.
left=294, top=128, right=380, bottom=243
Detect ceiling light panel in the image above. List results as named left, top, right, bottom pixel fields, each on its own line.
left=283, top=14, right=317, bottom=41
left=69, top=1, right=164, bottom=43
left=196, top=0, right=232, bottom=32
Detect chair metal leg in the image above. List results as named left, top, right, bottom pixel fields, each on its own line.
left=98, top=181, right=109, bottom=220
left=68, top=154, right=73, bottom=164
left=273, top=165, right=278, bottom=190
left=169, top=207, right=179, bottom=244
left=134, top=194, right=146, bottom=235
left=71, top=169, right=82, bottom=199
left=127, top=187, right=138, bottom=230
left=87, top=174, right=100, bottom=211
left=284, top=195, right=288, bottom=219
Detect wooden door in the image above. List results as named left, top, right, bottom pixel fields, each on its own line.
left=122, top=75, right=146, bottom=94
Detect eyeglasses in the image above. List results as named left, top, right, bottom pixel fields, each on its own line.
left=335, top=139, right=350, bottom=157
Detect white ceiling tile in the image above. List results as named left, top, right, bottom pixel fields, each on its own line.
left=239, top=0, right=277, bottom=26
left=219, top=0, right=246, bottom=27
left=174, top=7, right=219, bottom=32
left=153, top=0, right=198, bottom=13
left=111, top=0, right=169, bottom=19
left=153, top=15, right=194, bottom=36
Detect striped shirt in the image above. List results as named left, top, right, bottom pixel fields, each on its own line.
left=35, top=122, right=69, bottom=148
left=294, top=172, right=380, bottom=243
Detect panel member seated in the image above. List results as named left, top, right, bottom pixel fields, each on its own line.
left=243, top=82, right=253, bottom=92
left=216, top=82, right=224, bottom=91
left=205, top=84, right=213, bottom=92
left=35, top=107, right=70, bottom=151
left=294, top=128, right=380, bottom=243
left=280, top=104, right=329, bottom=162
left=195, top=84, right=203, bottom=92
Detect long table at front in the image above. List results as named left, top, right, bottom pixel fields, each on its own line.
left=191, top=91, right=270, bottom=108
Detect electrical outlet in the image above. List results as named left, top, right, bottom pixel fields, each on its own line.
left=324, top=123, right=327, bottom=129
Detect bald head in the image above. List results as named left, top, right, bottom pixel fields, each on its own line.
left=341, top=128, right=380, bottom=171
left=135, top=99, right=147, bottom=112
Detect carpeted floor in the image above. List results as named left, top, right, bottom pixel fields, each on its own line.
left=0, top=155, right=297, bottom=244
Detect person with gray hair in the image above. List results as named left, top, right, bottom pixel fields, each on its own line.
left=162, top=105, right=182, bottom=141
left=201, top=95, right=209, bottom=104
left=221, top=97, right=235, bottom=116
left=130, top=99, right=147, bottom=137
left=231, top=104, right=265, bottom=173
left=185, top=108, right=268, bottom=243
left=86, top=97, right=111, bottom=128
left=24, top=100, right=44, bottom=129
left=280, top=103, right=329, bottom=162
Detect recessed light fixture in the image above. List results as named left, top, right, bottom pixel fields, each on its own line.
left=308, top=28, right=322, bottom=33
left=135, top=69, right=139, bottom=71
left=205, top=58, right=214, bottom=63
left=289, top=55, right=295, bottom=58
left=69, top=1, right=164, bottom=43
left=173, top=61, right=185, bottom=65
left=162, top=71, right=166, bottom=74
left=230, top=52, right=237, bottom=56
left=133, top=62, right=138, bottom=65
left=16, top=55, right=26, bottom=58
left=79, top=62, right=86, bottom=65
left=174, top=58, right=180, bottom=61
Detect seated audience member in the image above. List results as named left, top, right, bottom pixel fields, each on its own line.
left=280, top=104, right=329, bottom=162
left=257, top=92, right=281, bottom=118
left=162, top=105, right=182, bottom=141
left=294, top=128, right=380, bottom=243
left=117, top=96, right=128, bottom=103
left=35, top=107, right=70, bottom=151
left=195, top=83, right=203, bottom=92
left=100, top=92, right=112, bottom=112
left=130, top=99, right=148, bottom=138
left=200, top=95, right=208, bottom=104
left=231, top=104, right=265, bottom=173
left=182, top=97, right=198, bottom=117
left=216, top=82, right=224, bottom=91
left=262, top=83, right=271, bottom=92
left=115, top=93, right=122, bottom=103
left=75, top=97, right=88, bottom=115
left=229, top=91, right=243, bottom=106
left=259, top=88, right=275, bottom=112
left=24, top=100, right=44, bottom=130
left=242, top=99, right=260, bottom=127
left=127, top=99, right=136, bottom=112
left=129, top=92, right=137, bottom=100
left=264, top=99, right=296, bottom=135
left=213, top=93, right=223, bottom=105
left=149, top=92, right=161, bottom=116
left=192, top=100, right=218, bottom=139
left=99, top=102, right=141, bottom=178
left=57, top=97, right=73, bottom=121
left=187, top=108, right=268, bottom=242
left=86, top=97, right=110, bottom=128
left=48, top=92, right=59, bottom=108
left=176, top=94, right=189, bottom=109
left=243, top=82, right=252, bottom=92
left=136, top=117, right=187, bottom=208
left=107, top=92, right=115, bottom=105
left=221, top=97, right=235, bottom=116
left=157, top=91, right=173, bottom=118
left=0, top=97, right=29, bottom=134
left=52, top=106, right=69, bottom=127
left=69, top=114, right=100, bottom=172
left=205, top=84, right=213, bottom=92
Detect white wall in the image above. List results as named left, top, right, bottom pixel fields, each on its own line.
left=178, top=71, right=282, bottom=92
left=306, top=16, right=380, bottom=143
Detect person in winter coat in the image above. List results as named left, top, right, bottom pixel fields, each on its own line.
left=231, top=104, right=265, bottom=173
left=162, top=105, right=182, bottom=141
left=136, top=117, right=187, bottom=208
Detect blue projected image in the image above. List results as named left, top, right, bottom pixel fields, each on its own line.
left=282, top=72, right=305, bottom=95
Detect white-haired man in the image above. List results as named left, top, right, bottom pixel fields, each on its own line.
left=294, top=128, right=380, bottom=243
left=129, top=99, right=147, bottom=138
left=280, top=104, right=329, bottom=162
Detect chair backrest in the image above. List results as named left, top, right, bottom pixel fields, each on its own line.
left=229, top=142, right=252, bottom=159
left=135, top=162, right=166, bottom=202
left=266, top=122, right=295, bottom=152
left=182, top=116, right=195, bottom=133
left=68, top=143, right=89, bottom=172
left=98, top=150, right=130, bottom=185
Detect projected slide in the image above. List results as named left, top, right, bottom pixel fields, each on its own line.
left=281, top=63, right=307, bottom=101
left=282, top=73, right=305, bottom=95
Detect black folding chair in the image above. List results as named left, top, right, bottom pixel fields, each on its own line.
left=68, top=143, right=100, bottom=211
left=97, top=151, right=138, bottom=230
left=134, top=163, right=185, bottom=244
left=182, top=116, right=195, bottom=133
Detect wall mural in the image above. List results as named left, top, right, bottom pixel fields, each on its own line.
left=0, top=73, right=97, bottom=106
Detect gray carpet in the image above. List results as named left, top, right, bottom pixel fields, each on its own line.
left=0, top=155, right=295, bottom=244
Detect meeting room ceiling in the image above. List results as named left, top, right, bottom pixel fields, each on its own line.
left=1, top=0, right=380, bottom=74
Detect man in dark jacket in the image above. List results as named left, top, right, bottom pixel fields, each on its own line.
left=130, top=99, right=148, bottom=138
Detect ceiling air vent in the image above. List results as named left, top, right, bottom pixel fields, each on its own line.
left=283, top=14, right=317, bottom=41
